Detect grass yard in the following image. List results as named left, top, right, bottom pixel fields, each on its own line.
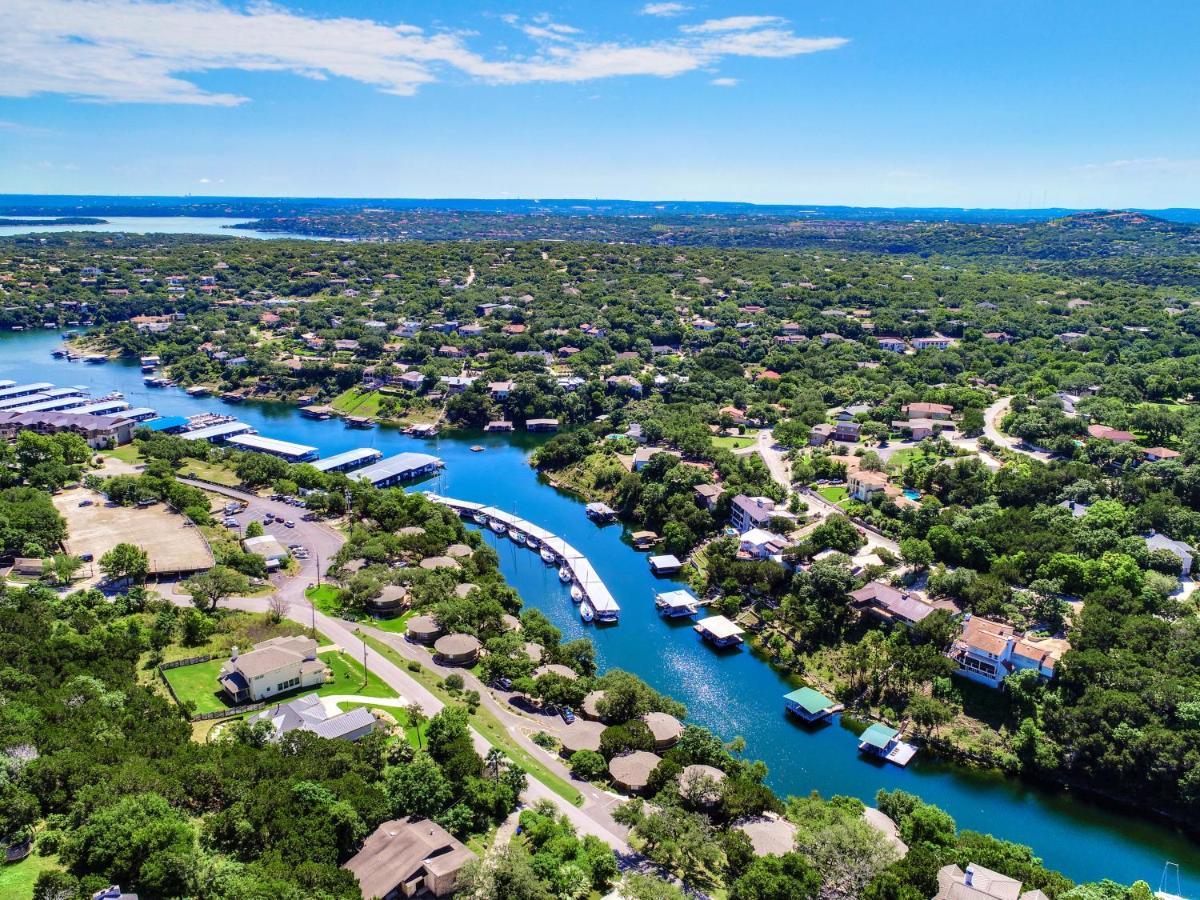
left=102, top=444, right=141, bottom=464
left=817, top=485, right=849, bottom=505
left=305, top=583, right=343, bottom=616
left=332, top=386, right=384, bottom=417
left=371, top=608, right=419, bottom=634
left=337, top=700, right=430, bottom=748
left=712, top=430, right=759, bottom=450
left=180, top=457, right=242, bottom=487
left=163, top=648, right=396, bottom=715
left=0, top=853, right=60, bottom=899
left=358, top=632, right=583, bottom=806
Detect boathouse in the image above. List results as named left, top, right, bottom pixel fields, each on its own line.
left=694, top=615, right=745, bottom=648
left=313, top=447, right=383, bottom=474
left=648, top=554, right=683, bottom=575
left=858, top=723, right=917, bottom=766
left=227, top=433, right=320, bottom=463
left=783, top=687, right=842, bottom=723
left=655, top=589, right=700, bottom=618
left=352, top=452, right=442, bottom=487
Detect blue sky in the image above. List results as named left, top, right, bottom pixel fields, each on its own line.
left=2, top=0, right=1198, bottom=207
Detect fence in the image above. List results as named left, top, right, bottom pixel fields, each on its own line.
left=157, top=654, right=266, bottom=721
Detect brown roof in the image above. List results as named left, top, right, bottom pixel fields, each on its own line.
left=559, top=720, right=604, bottom=753
left=406, top=615, right=442, bottom=638
left=641, top=711, right=683, bottom=744
left=343, top=817, right=475, bottom=900
left=224, top=636, right=317, bottom=680
left=434, top=633, right=481, bottom=658
left=533, top=663, right=578, bottom=681
left=609, top=750, right=662, bottom=791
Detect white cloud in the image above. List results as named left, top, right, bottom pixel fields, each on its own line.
left=0, top=119, right=52, bottom=136
left=3, top=0, right=847, bottom=105
left=682, top=16, right=784, bottom=34
left=710, top=77, right=739, bottom=87
left=641, top=2, right=690, bottom=16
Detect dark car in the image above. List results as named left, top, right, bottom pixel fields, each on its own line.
left=493, top=677, right=513, bottom=691
left=560, top=707, right=575, bottom=724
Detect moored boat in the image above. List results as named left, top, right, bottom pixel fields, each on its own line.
left=511, top=531, right=526, bottom=546
left=579, top=600, right=595, bottom=623
left=558, top=565, right=572, bottom=583
left=489, top=519, right=507, bottom=535
left=570, top=584, right=584, bottom=603
left=472, top=512, right=487, bottom=525
left=540, top=547, right=556, bottom=564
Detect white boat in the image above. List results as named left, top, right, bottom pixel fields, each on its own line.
left=558, top=565, right=572, bottom=583
left=570, top=584, right=584, bottom=603
left=489, top=519, right=507, bottom=535
left=580, top=600, right=595, bottom=623
left=472, top=512, right=487, bottom=525
left=540, top=547, right=556, bottom=565
left=511, top=531, right=526, bottom=546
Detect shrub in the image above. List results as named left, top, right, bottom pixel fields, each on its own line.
left=599, top=720, right=655, bottom=759
left=531, top=731, right=557, bottom=750
left=444, top=673, right=465, bottom=691
left=569, top=749, right=608, bottom=780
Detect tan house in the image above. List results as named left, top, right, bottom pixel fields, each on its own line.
left=848, top=470, right=889, bottom=501
left=343, top=817, right=476, bottom=899
left=934, top=863, right=1050, bottom=900
left=218, top=636, right=325, bottom=704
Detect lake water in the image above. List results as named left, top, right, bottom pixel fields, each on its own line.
left=0, top=216, right=319, bottom=240
left=0, top=326, right=1195, bottom=890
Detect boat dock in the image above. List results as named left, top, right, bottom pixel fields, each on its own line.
left=423, top=492, right=621, bottom=622
left=312, top=447, right=383, bottom=474
left=858, top=723, right=918, bottom=766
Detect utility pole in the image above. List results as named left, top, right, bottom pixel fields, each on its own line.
left=309, top=582, right=316, bottom=636
left=363, top=642, right=369, bottom=688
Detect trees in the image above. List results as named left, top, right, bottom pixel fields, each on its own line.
left=569, top=749, right=608, bottom=780
left=184, top=565, right=250, bottom=612
left=729, top=852, right=820, bottom=900
left=99, top=542, right=149, bottom=586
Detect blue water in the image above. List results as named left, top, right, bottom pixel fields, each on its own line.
left=0, top=216, right=319, bottom=240
left=903, top=488, right=922, bottom=501
left=1, top=327, right=1195, bottom=889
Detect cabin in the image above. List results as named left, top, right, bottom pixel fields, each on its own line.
left=783, top=687, right=843, bottom=723
left=694, top=615, right=745, bottom=648
left=848, top=581, right=937, bottom=626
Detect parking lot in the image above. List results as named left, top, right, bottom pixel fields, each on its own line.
left=54, top=486, right=215, bottom=579
left=218, top=496, right=313, bottom=562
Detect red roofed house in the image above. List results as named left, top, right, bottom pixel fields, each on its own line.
left=948, top=615, right=1063, bottom=688
left=1087, top=424, right=1135, bottom=443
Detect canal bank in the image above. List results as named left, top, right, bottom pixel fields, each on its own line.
left=0, top=326, right=1195, bottom=890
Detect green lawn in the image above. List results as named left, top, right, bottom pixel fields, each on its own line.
left=164, top=649, right=397, bottom=715
left=305, top=583, right=343, bottom=615
left=372, top=608, right=418, bottom=634
left=337, top=700, right=430, bottom=748
left=102, top=444, right=141, bottom=464
left=180, top=458, right=242, bottom=486
left=331, top=386, right=384, bottom=417
left=712, top=430, right=759, bottom=450
left=0, top=852, right=60, bottom=899
left=817, top=485, right=849, bottom=505
left=358, top=632, right=583, bottom=806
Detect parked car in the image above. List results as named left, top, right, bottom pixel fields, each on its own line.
left=493, top=677, right=513, bottom=691
left=78, top=499, right=92, bottom=507
left=560, top=707, right=575, bottom=724
left=79, top=553, right=93, bottom=563
left=284, top=520, right=295, bottom=528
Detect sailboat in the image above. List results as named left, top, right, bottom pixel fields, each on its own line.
left=1157, top=863, right=1188, bottom=900
left=558, top=565, right=572, bottom=583
left=579, top=599, right=595, bottom=623
left=570, top=584, right=584, bottom=603
left=540, top=547, right=556, bottom=564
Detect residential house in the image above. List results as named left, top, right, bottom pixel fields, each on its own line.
left=848, top=470, right=889, bottom=501
left=947, top=616, right=1063, bottom=688
left=983, top=332, right=1013, bottom=343
left=833, top=421, right=862, bottom=442
left=343, top=817, right=477, bottom=900
left=719, top=406, right=753, bottom=427
left=632, top=446, right=681, bottom=472
left=439, top=376, right=476, bottom=394
left=892, top=418, right=952, bottom=440
left=933, top=863, right=1051, bottom=900
left=247, top=693, right=376, bottom=742
left=849, top=581, right=936, bottom=626
left=739, top=528, right=789, bottom=561
left=730, top=494, right=794, bottom=533
left=398, top=371, right=425, bottom=391
left=693, top=483, right=722, bottom=511
left=1145, top=532, right=1194, bottom=574
left=0, top=410, right=134, bottom=448
left=218, top=636, right=326, bottom=704
left=1142, top=447, right=1180, bottom=462
left=809, top=423, right=835, bottom=446
left=912, top=335, right=957, bottom=350
left=876, top=336, right=907, bottom=352
left=437, top=345, right=465, bottom=359
left=488, top=380, right=514, bottom=399
left=1086, top=424, right=1135, bottom=443
left=903, top=402, right=953, bottom=420
left=606, top=374, right=643, bottom=396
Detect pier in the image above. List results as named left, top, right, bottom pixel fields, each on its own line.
left=423, top=492, right=621, bottom=622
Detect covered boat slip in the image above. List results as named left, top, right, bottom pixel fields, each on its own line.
left=423, top=492, right=621, bottom=621
left=858, top=722, right=917, bottom=767
left=311, top=447, right=383, bottom=473
left=783, top=686, right=843, bottom=723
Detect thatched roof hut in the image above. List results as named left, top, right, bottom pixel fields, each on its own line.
left=678, top=764, right=725, bottom=805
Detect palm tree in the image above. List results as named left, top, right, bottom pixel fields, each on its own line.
left=405, top=702, right=427, bottom=748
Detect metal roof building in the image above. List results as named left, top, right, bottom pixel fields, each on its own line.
left=180, top=421, right=253, bottom=442
left=145, top=415, right=189, bottom=432
left=312, top=447, right=383, bottom=473
left=0, top=393, right=50, bottom=410
left=9, top=396, right=92, bottom=413
left=351, top=452, right=442, bottom=487
left=74, top=400, right=131, bottom=416
left=121, top=407, right=159, bottom=422
left=0, top=382, right=54, bottom=400
left=227, top=433, right=319, bottom=462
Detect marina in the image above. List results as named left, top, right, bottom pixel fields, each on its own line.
left=0, top=327, right=1195, bottom=888
left=311, top=447, right=383, bottom=473
left=424, top=492, right=621, bottom=622
left=226, top=433, right=320, bottom=462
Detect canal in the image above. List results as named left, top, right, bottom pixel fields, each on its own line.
left=1, top=326, right=1195, bottom=890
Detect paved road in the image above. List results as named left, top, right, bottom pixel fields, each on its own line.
left=177, top=479, right=635, bottom=855
left=801, top=488, right=900, bottom=555
left=752, top=428, right=793, bottom=494
left=983, top=398, right=1053, bottom=462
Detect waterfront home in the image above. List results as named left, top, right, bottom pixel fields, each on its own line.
left=343, top=817, right=476, bottom=900
left=439, top=375, right=475, bottom=394
left=247, top=694, right=376, bottom=743
left=488, top=380, right=513, bottom=399
left=632, top=446, right=681, bottom=471
left=218, top=636, right=325, bottom=704
left=730, top=494, right=790, bottom=533
left=947, top=615, right=1063, bottom=688
left=783, top=686, right=843, bottom=723
left=648, top=554, right=683, bottom=575
left=609, top=750, right=662, bottom=793
left=849, top=581, right=937, bottom=626
left=641, top=711, right=684, bottom=749
left=694, top=615, right=745, bottom=648
left=0, top=410, right=135, bottom=448
left=656, top=589, right=700, bottom=618
left=738, top=528, right=789, bottom=561
left=933, top=863, right=1052, bottom=900
left=526, top=418, right=559, bottom=431
left=734, top=814, right=798, bottom=858
left=858, top=722, right=917, bottom=766
left=1145, top=531, right=1194, bottom=574
left=398, top=370, right=425, bottom=390
left=848, top=470, right=889, bottom=501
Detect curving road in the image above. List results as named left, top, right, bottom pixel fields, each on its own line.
left=983, top=398, right=1053, bottom=462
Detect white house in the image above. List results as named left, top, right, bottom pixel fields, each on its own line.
left=739, top=528, right=788, bottom=561
left=730, top=494, right=793, bottom=533
left=218, top=636, right=326, bottom=703
left=947, top=615, right=1063, bottom=688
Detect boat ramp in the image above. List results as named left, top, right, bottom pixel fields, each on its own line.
left=423, top=492, right=621, bottom=623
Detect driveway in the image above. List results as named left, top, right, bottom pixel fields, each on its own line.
left=983, top=398, right=1053, bottom=463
